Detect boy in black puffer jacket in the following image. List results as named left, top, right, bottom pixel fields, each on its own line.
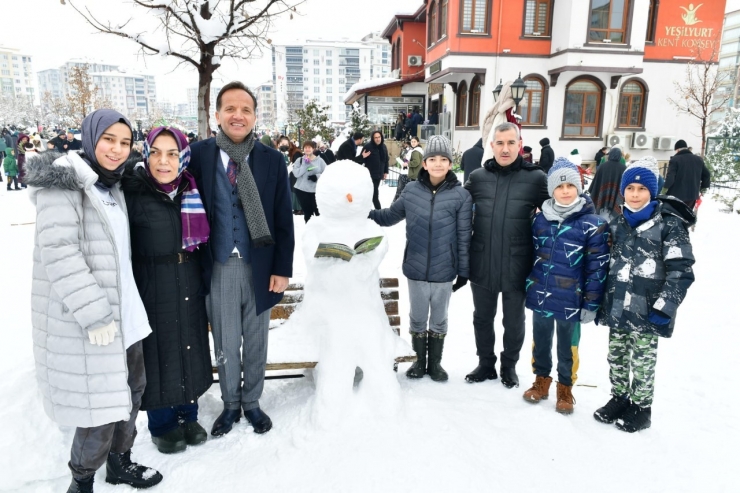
left=370, top=135, right=472, bottom=382
left=594, top=156, right=696, bottom=433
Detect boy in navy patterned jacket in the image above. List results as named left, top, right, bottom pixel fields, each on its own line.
left=523, top=158, right=610, bottom=414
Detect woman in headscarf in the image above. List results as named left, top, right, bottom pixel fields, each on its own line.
left=121, top=127, right=213, bottom=455
left=24, top=109, right=163, bottom=492
left=16, top=132, right=29, bottom=188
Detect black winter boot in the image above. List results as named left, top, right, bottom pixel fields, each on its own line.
left=616, top=403, right=652, bottom=433
left=594, top=395, right=631, bottom=424
left=500, top=366, right=520, bottom=389
left=66, top=476, right=94, bottom=493
left=426, top=331, right=449, bottom=382
left=465, top=365, right=498, bottom=383
left=406, top=331, right=427, bottom=379
left=152, top=427, right=187, bottom=454
left=182, top=421, right=208, bottom=446
left=105, top=450, right=163, bottom=489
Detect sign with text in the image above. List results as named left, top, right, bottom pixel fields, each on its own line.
left=646, top=1, right=726, bottom=61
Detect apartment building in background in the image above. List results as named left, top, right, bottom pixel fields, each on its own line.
left=272, top=32, right=391, bottom=127
left=0, top=46, right=37, bottom=102
left=37, top=59, right=156, bottom=118
left=256, top=82, right=276, bottom=129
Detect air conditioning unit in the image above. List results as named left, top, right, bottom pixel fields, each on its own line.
left=408, top=55, right=423, bottom=67
left=631, top=132, right=651, bottom=149
left=653, top=136, right=676, bottom=151
left=391, top=68, right=400, bottom=79
left=606, top=134, right=626, bottom=148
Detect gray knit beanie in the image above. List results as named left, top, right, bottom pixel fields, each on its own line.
left=547, top=157, right=583, bottom=197
left=424, top=135, right=453, bottom=162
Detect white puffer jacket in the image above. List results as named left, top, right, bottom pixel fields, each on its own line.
left=26, top=151, right=139, bottom=428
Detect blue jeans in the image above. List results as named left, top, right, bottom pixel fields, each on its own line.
left=147, top=403, right=199, bottom=438
left=531, top=312, right=581, bottom=386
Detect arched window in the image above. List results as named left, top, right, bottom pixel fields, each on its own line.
left=520, top=76, right=547, bottom=126
left=468, top=77, right=481, bottom=126
left=618, top=80, right=647, bottom=128
left=456, top=80, right=468, bottom=127
left=428, top=1, right=438, bottom=46
left=563, top=78, right=603, bottom=137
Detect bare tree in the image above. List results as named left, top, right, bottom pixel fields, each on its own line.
left=667, top=42, right=732, bottom=155
left=66, top=0, right=303, bottom=137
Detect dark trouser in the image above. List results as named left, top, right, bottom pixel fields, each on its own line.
left=147, top=403, right=199, bottom=437
left=531, top=312, right=581, bottom=386
left=393, top=175, right=410, bottom=203
left=69, top=341, right=145, bottom=481
left=471, top=284, right=526, bottom=369
left=6, top=176, right=18, bottom=189
left=371, top=176, right=382, bottom=210
left=294, top=188, right=319, bottom=223
left=208, top=259, right=271, bottom=412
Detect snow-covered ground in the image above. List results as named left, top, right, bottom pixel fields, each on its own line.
left=0, top=181, right=737, bottom=492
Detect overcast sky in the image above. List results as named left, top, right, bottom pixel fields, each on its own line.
left=0, top=0, right=421, bottom=104
left=0, top=0, right=737, bottom=104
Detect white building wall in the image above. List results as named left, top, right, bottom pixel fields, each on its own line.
left=445, top=58, right=697, bottom=163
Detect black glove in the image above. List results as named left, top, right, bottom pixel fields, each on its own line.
left=308, top=175, right=318, bottom=182
left=452, top=276, right=468, bottom=293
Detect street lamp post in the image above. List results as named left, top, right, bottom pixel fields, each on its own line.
left=510, top=73, right=527, bottom=107
left=491, top=73, right=527, bottom=107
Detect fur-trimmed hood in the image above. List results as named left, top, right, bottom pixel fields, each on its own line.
left=25, top=150, right=139, bottom=203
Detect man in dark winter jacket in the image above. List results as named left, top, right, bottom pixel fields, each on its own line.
left=336, top=132, right=366, bottom=163
left=594, top=147, right=608, bottom=166
left=363, top=130, right=389, bottom=209
left=408, top=107, right=424, bottom=139
left=464, top=122, right=549, bottom=389
left=462, top=138, right=484, bottom=183
left=66, top=131, right=82, bottom=151
left=538, top=137, right=554, bottom=173
left=663, top=139, right=711, bottom=209
left=48, top=131, right=68, bottom=153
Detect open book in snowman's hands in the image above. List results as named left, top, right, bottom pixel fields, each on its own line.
left=314, top=236, right=384, bottom=262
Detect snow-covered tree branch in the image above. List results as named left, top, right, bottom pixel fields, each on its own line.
left=66, top=0, right=304, bottom=137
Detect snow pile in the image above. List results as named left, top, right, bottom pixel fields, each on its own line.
left=284, top=161, right=402, bottom=426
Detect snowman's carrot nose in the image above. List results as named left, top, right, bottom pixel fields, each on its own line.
left=346, top=193, right=353, bottom=203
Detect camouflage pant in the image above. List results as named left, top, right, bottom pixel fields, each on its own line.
left=607, top=327, right=659, bottom=407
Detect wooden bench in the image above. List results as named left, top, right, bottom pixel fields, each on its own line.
left=210, top=277, right=416, bottom=375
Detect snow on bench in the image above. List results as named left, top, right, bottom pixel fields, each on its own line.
left=210, top=278, right=416, bottom=373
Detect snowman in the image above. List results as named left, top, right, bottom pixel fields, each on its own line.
left=299, top=160, right=401, bottom=425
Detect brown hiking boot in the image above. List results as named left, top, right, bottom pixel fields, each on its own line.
left=555, top=382, right=576, bottom=414
left=523, top=375, right=552, bottom=403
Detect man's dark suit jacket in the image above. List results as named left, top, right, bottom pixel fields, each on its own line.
left=188, top=137, right=295, bottom=315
